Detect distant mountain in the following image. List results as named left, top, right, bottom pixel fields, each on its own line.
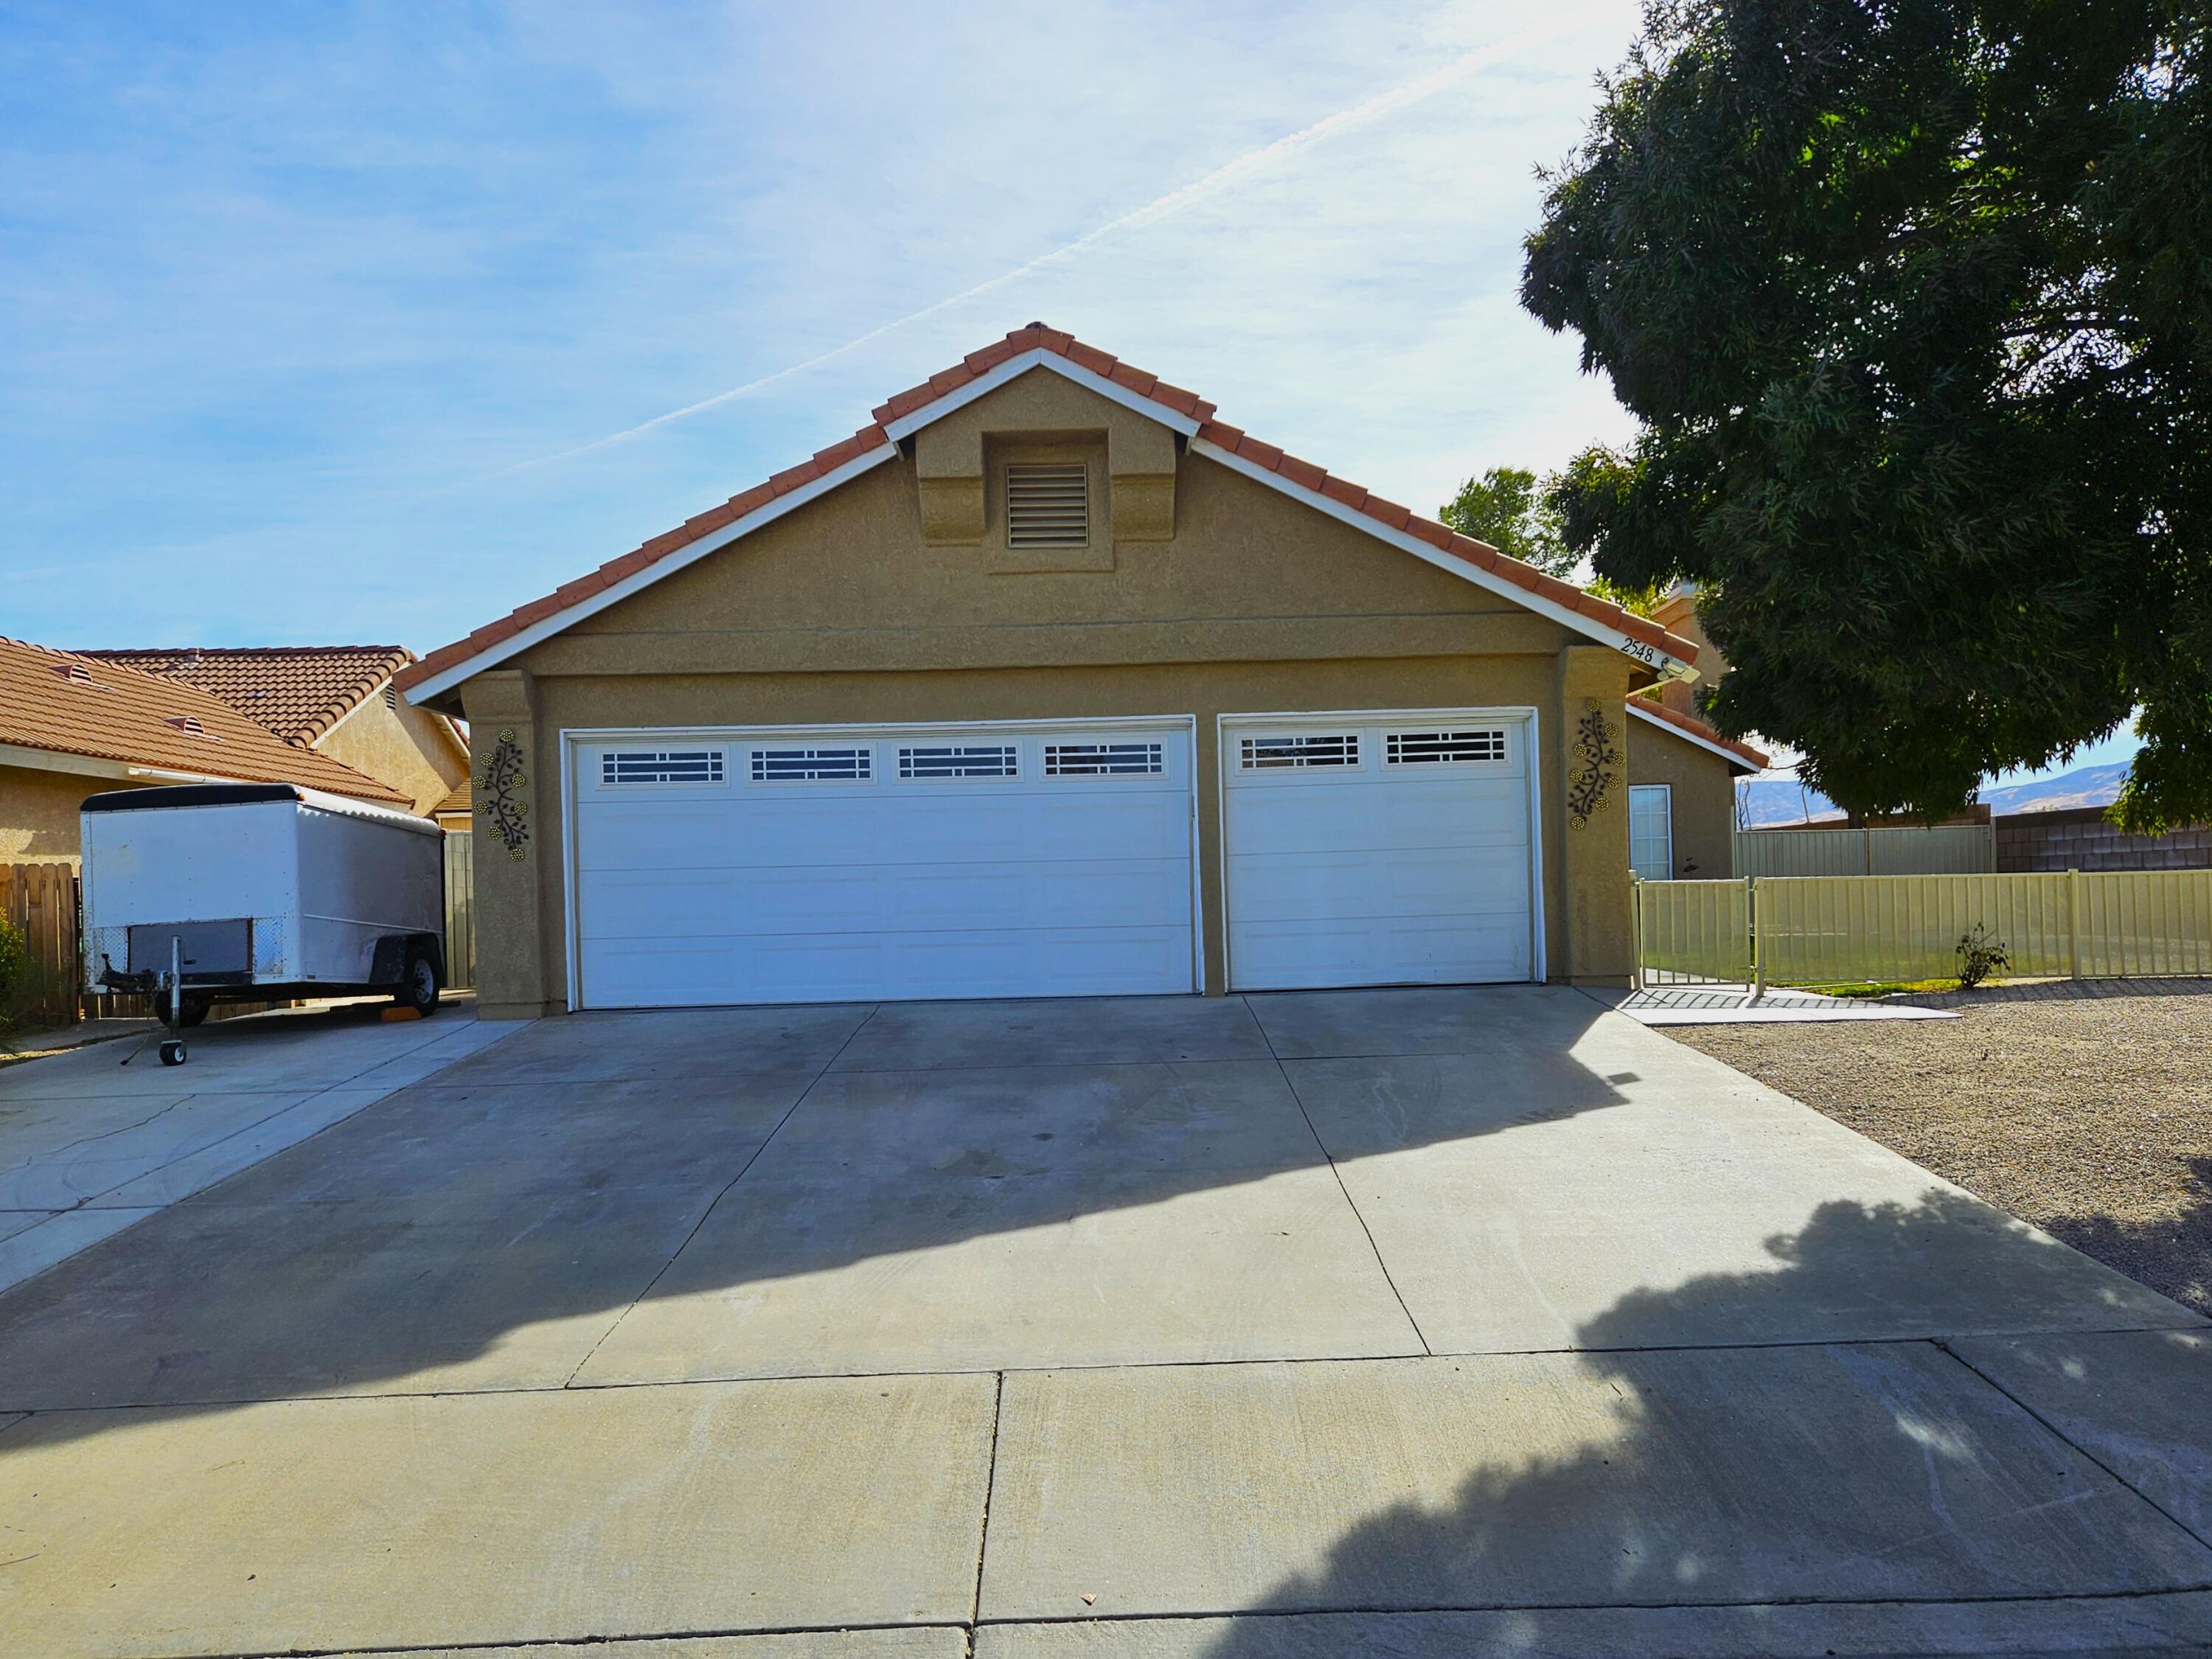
left=1978, top=761, right=2130, bottom=815
left=1736, top=758, right=2130, bottom=827
left=1737, top=776, right=1842, bottom=827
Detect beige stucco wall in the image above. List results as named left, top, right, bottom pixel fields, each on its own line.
left=0, top=764, right=152, bottom=864
left=1627, top=715, right=1739, bottom=880
left=446, top=369, right=1649, bottom=1015
left=315, top=692, right=467, bottom=817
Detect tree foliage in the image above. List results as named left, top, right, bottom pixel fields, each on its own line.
left=1523, top=0, right=2212, bottom=828
left=1439, top=466, right=1576, bottom=577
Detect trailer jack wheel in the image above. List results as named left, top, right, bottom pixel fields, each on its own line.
left=159, top=1040, right=187, bottom=1067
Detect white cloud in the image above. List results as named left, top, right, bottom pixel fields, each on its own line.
left=1, top=0, right=1647, bottom=648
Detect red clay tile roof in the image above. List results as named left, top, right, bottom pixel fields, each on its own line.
left=78, top=645, right=416, bottom=748
left=1, top=639, right=411, bottom=804
left=397, top=325, right=1698, bottom=695
left=1628, top=695, right=1769, bottom=771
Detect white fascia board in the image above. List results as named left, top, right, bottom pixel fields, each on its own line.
left=0, top=742, right=223, bottom=785
left=1188, top=436, right=1697, bottom=684
left=402, top=439, right=902, bottom=707
left=1626, top=699, right=1760, bottom=771
left=881, top=349, right=1204, bottom=442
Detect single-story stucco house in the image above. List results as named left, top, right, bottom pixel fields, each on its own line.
left=397, top=326, right=1760, bottom=1018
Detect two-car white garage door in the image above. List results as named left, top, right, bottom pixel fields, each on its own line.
left=568, top=712, right=1535, bottom=1008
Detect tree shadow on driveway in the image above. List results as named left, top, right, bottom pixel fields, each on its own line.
left=1168, top=1192, right=2212, bottom=1658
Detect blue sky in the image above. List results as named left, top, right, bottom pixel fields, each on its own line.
left=0, top=1, right=2136, bottom=784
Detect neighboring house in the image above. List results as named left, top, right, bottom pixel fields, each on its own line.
left=431, top=778, right=471, bottom=834
left=1, top=637, right=411, bottom=864
left=80, top=646, right=469, bottom=818
left=1650, top=581, right=1724, bottom=721
left=1626, top=698, right=1768, bottom=880
left=397, top=324, right=1708, bottom=1018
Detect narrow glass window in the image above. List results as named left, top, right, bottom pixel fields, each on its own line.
left=1385, top=729, right=1506, bottom=765
left=1044, top=741, right=1164, bottom=777
left=899, top=745, right=1018, bottom=779
left=1240, top=734, right=1359, bottom=770
left=751, top=748, right=871, bottom=782
left=602, top=750, right=725, bottom=785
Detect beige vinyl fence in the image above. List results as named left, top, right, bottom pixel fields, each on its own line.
left=1733, top=824, right=1996, bottom=878
left=1636, top=870, right=2212, bottom=987
left=443, top=831, right=476, bottom=990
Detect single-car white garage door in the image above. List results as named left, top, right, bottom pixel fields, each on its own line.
left=569, top=720, right=1196, bottom=1008
left=1221, top=710, right=1538, bottom=990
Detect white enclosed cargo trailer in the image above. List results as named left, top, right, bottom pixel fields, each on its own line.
left=81, top=783, right=447, bottom=1027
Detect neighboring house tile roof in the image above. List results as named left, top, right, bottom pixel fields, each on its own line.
left=0, top=638, right=411, bottom=804
left=78, top=645, right=417, bottom=748
left=397, top=324, right=1698, bottom=698
left=1627, top=695, right=1770, bottom=771
left=433, top=778, right=471, bottom=816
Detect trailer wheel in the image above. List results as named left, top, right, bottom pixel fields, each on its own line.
left=395, top=947, right=440, bottom=1017
left=153, top=990, right=212, bottom=1029
left=159, top=1039, right=187, bottom=1066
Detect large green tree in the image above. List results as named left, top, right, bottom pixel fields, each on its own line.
left=1523, top=0, right=2211, bottom=828
left=1439, top=466, right=1576, bottom=576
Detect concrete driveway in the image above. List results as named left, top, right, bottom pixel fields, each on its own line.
left=1, top=987, right=2209, bottom=1657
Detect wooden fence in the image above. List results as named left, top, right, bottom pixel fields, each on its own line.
left=1, top=863, right=84, bottom=1029
left=443, top=831, right=476, bottom=990
left=1637, top=869, right=2212, bottom=987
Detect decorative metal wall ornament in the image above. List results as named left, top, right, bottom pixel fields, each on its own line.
left=479, top=728, right=531, bottom=860
left=1566, top=703, right=1621, bottom=831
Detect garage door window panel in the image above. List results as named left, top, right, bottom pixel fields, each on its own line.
left=897, top=745, right=1018, bottom=780
left=600, top=749, right=726, bottom=786
left=751, top=747, right=873, bottom=783
left=1239, top=734, right=1360, bottom=771
left=1044, top=742, right=1164, bottom=777
left=1385, top=729, right=1507, bottom=767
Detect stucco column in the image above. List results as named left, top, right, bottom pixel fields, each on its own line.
left=1557, top=645, right=1635, bottom=985
left=460, top=669, right=560, bottom=1019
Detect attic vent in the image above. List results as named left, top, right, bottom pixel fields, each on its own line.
left=1006, top=463, right=1088, bottom=548
left=1241, top=734, right=1359, bottom=770
left=1044, top=742, right=1163, bottom=777
left=1386, top=729, right=1506, bottom=765
left=164, top=714, right=216, bottom=739
left=602, top=750, right=725, bottom=785
left=751, top=747, right=871, bottom=783
left=383, top=685, right=398, bottom=710
left=52, top=662, right=94, bottom=685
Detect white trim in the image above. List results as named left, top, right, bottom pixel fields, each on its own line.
left=1628, top=782, right=1675, bottom=883
left=1189, top=437, right=1695, bottom=684
left=1525, top=705, right=1547, bottom=984
left=1214, top=706, right=1545, bottom=991
left=559, top=714, right=1203, bottom=1011
left=403, top=353, right=1689, bottom=709
left=880, top=349, right=1204, bottom=442
left=402, top=439, right=902, bottom=706
left=0, top=742, right=212, bottom=784
left=560, top=728, right=580, bottom=1013
left=1625, top=699, right=1761, bottom=773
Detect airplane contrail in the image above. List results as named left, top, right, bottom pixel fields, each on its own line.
left=503, top=21, right=1574, bottom=474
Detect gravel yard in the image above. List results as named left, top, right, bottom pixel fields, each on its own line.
left=1664, top=978, right=2212, bottom=1315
